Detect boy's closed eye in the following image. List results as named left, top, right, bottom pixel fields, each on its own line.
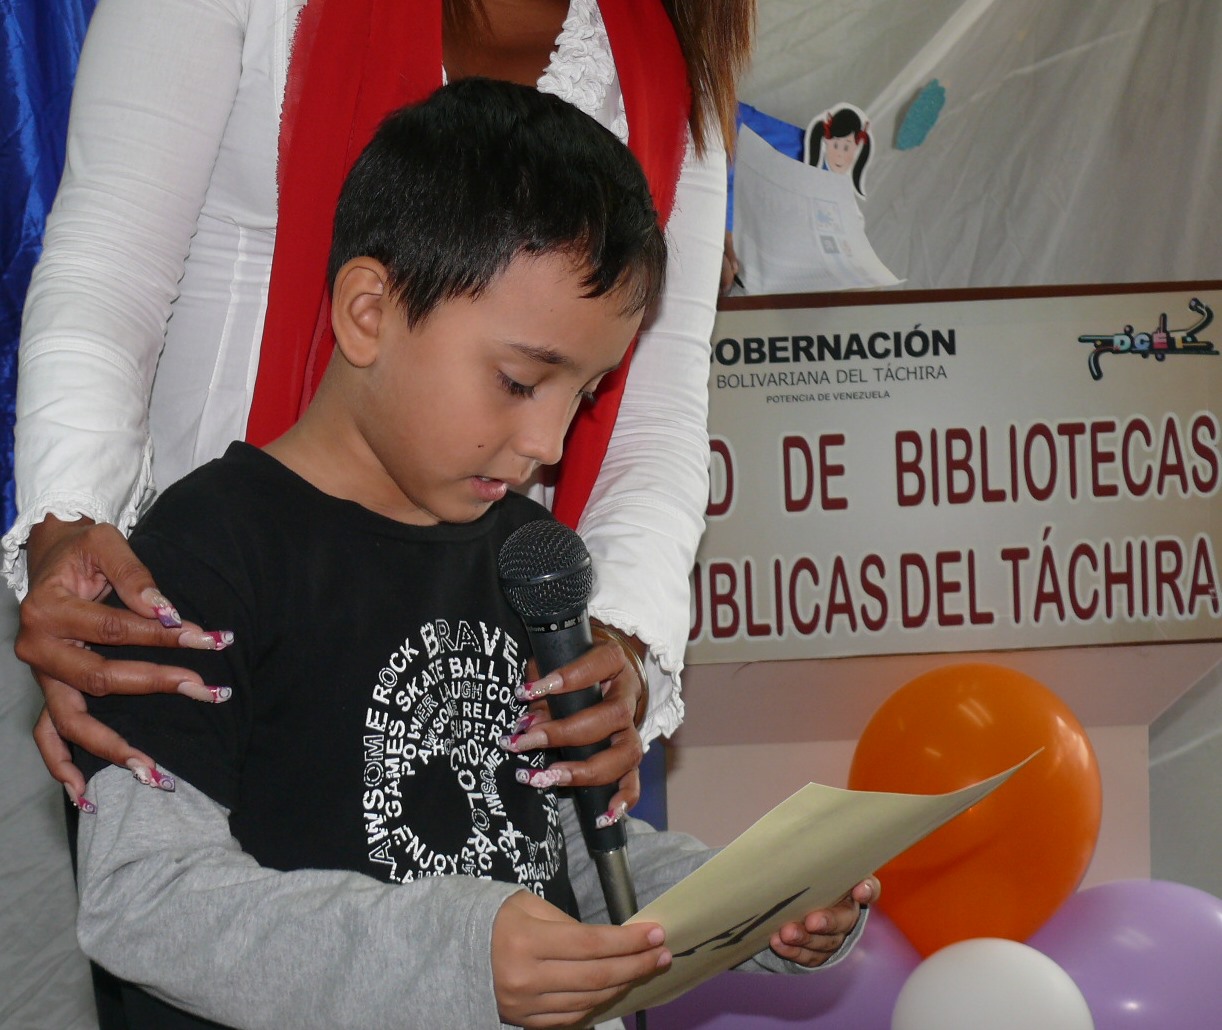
left=496, top=370, right=604, bottom=405
left=497, top=371, right=537, bottom=399
left=578, top=376, right=607, bottom=405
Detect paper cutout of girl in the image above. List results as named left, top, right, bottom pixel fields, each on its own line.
left=804, top=103, right=872, bottom=199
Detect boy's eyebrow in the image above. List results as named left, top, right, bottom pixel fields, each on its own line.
left=505, top=341, right=622, bottom=376
left=507, top=342, right=571, bottom=367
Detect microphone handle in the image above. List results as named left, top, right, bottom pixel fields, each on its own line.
left=527, top=618, right=630, bottom=858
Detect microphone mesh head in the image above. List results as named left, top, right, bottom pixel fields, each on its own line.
left=498, top=519, right=593, bottom=620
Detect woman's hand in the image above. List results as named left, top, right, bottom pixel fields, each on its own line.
left=17, top=515, right=231, bottom=807
left=719, top=230, right=740, bottom=295
left=500, top=626, right=647, bottom=824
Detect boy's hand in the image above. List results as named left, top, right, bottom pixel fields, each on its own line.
left=492, top=890, right=669, bottom=1027
left=769, top=876, right=880, bottom=967
left=503, top=636, right=644, bottom=823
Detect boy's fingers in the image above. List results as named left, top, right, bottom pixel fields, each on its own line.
left=493, top=894, right=666, bottom=1026
left=770, top=883, right=876, bottom=966
left=777, top=917, right=847, bottom=951
left=770, top=920, right=848, bottom=966
left=818, top=897, right=863, bottom=935
left=540, top=932, right=671, bottom=1020
left=533, top=945, right=671, bottom=1008
left=512, top=895, right=664, bottom=959
left=852, top=875, right=881, bottom=905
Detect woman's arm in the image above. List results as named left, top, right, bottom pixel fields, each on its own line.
left=7, top=0, right=260, bottom=799
left=580, top=134, right=727, bottom=744
left=4, top=0, right=250, bottom=592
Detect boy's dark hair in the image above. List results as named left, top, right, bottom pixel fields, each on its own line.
left=328, top=78, right=667, bottom=325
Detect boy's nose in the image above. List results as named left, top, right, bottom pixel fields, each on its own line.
left=515, top=406, right=570, bottom=468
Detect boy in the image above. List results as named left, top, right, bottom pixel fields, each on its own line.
left=74, top=79, right=868, bottom=1029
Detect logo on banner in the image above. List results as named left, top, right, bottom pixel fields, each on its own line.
left=1079, top=298, right=1216, bottom=380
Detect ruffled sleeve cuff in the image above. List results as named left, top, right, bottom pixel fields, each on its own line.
left=3, top=439, right=155, bottom=597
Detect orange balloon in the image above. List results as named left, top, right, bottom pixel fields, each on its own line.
left=848, top=663, right=1102, bottom=956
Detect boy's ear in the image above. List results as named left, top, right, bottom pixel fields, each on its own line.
left=332, top=257, right=392, bottom=368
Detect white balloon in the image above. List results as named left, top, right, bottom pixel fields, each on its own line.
left=892, top=938, right=1094, bottom=1030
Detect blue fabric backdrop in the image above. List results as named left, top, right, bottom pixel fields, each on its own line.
left=1, top=0, right=97, bottom=531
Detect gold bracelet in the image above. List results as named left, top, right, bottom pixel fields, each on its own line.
left=592, top=623, right=650, bottom=729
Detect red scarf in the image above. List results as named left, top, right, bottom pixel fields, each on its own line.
left=246, top=0, right=691, bottom=529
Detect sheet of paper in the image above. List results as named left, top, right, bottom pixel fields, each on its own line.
left=733, top=125, right=902, bottom=293
left=598, top=756, right=1032, bottom=1019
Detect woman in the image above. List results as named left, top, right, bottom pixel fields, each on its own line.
left=8, top=0, right=752, bottom=810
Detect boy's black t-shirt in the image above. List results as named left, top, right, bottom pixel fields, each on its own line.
left=79, top=442, right=575, bottom=914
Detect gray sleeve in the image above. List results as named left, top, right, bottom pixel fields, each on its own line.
left=76, top=765, right=520, bottom=1029
left=560, top=801, right=866, bottom=974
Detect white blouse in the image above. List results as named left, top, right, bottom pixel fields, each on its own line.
left=7, top=0, right=726, bottom=742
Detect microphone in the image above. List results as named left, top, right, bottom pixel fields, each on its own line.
left=498, top=518, right=639, bottom=925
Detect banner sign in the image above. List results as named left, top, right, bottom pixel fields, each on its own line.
left=687, top=283, right=1222, bottom=663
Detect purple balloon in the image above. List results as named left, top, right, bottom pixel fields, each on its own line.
left=647, top=909, right=919, bottom=1029
left=1028, top=879, right=1222, bottom=1029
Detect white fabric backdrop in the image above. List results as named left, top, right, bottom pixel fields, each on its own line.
left=743, top=0, right=1222, bottom=288
left=3, top=1, right=1220, bottom=1025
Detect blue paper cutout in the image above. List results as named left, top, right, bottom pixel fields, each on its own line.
left=896, top=80, right=946, bottom=151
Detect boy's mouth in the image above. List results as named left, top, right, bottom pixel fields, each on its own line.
left=471, top=476, right=509, bottom=502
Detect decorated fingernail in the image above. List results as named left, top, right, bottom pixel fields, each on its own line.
left=64, top=784, right=96, bottom=815
left=498, top=728, right=547, bottom=753
left=514, top=767, right=571, bottom=789
left=148, top=767, right=175, bottom=791
left=144, top=589, right=182, bottom=628
left=510, top=712, right=540, bottom=736
left=514, top=672, right=562, bottom=701
left=126, top=759, right=176, bottom=792
left=178, top=628, right=235, bottom=651
left=594, top=802, right=628, bottom=830
left=177, top=682, right=232, bottom=703
left=496, top=713, right=541, bottom=751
